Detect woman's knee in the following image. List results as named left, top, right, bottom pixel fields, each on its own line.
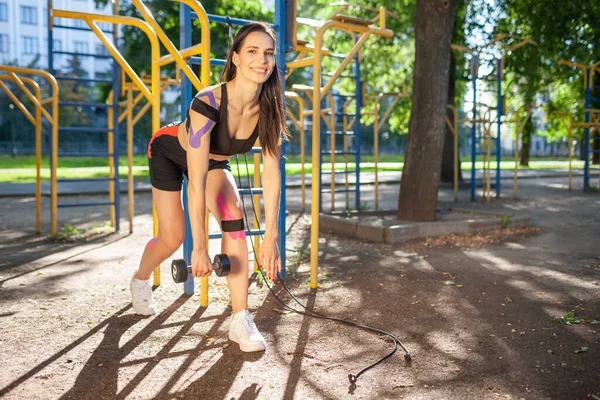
left=158, top=228, right=185, bottom=253
left=215, top=192, right=246, bottom=240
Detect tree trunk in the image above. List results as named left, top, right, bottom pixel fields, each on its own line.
left=520, top=141, right=530, bottom=167
left=398, top=0, right=456, bottom=222
left=520, top=115, right=533, bottom=167
left=441, top=52, right=463, bottom=183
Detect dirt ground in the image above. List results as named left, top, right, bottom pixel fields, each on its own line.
left=0, top=176, right=599, bottom=400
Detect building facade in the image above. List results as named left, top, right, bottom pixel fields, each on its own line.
left=0, top=0, right=113, bottom=75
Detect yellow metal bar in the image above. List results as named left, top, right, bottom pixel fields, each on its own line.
left=175, top=0, right=210, bottom=87
left=131, top=0, right=202, bottom=90
left=107, top=91, right=116, bottom=228
left=132, top=102, right=152, bottom=126
left=286, top=57, right=315, bottom=71
left=118, top=89, right=145, bottom=124
left=1, top=66, right=58, bottom=235
left=310, top=21, right=331, bottom=288
left=52, top=10, right=155, bottom=102
left=320, top=32, right=370, bottom=101
left=374, top=97, right=380, bottom=209
left=127, top=85, right=134, bottom=233
left=0, top=80, right=36, bottom=124
left=173, top=0, right=211, bottom=305
left=155, top=43, right=203, bottom=68
left=4, top=71, right=54, bottom=123
left=0, top=75, right=43, bottom=232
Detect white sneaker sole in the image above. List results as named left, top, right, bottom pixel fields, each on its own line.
left=229, top=331, right=266, bottom=352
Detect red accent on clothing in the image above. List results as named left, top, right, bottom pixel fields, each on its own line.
left=147, top=124, right=179, bottom=158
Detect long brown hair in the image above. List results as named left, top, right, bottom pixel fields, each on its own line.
left=219, top=22, right=289, bottom=157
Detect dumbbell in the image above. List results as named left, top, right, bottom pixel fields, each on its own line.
left=171, top=254, right=231, bottom=283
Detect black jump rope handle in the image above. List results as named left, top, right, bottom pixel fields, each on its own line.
left=171, top=254, right=231, bottom=283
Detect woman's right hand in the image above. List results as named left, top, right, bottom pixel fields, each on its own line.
left=191, top=249, right=213, bottom=277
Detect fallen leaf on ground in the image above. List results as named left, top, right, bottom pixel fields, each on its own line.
left=574, top=346, right=588, bottom=353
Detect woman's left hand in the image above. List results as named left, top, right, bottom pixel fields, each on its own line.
left=258, top=236, right=282, bottom=282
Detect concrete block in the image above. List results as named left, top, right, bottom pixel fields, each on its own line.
left=418, top=220, right=469, bottom=238
left=467, top=218, right=503, bottom=232
left=385, top=224, right=419, bottom=244
left=319, top=214, right=358, bottom=238
left=356, top=220, right=386, bottom=243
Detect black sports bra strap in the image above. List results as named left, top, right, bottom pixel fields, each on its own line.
left=189, top=97, right=219, bottom=122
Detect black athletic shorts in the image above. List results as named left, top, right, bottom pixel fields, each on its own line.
left=147, top=123, right=231, bottom=191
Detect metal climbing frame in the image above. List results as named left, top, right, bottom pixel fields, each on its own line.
left=179, top=1, right=289, bottom=306
left=320, top=55, right=362, bottom=213
left=560, top=60, right=600, bottom=190
left=0, top=67, right=58, bottom=234
left=48, top=0, right=121, bottom=235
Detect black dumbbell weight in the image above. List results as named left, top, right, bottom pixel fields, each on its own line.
left=171, top=254, right=231, bottom=283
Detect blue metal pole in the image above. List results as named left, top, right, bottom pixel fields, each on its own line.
left=470, top=56, right=477, bottom=202
left=180, top=3, right=194, bottom=294
left=112, top=0, right=121, bottom=232
left=354, top=50, right=362, bottom=210
left=47, top=0, right=55, bottom=211
left=319, top=77, right=324, bottom=212
left=584, top=68, right=591, bottom=190
left=495, top=58, right=502, bottom=198
left=275, top=0, right=287, bottom=277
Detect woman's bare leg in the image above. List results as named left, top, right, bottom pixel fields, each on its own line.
left=134, top=187, right=185, bottom=280
left=205, top=169, right=249, bottom=313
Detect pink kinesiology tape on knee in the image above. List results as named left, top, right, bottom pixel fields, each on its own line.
left=216, top=193, right=246, bottom=240
left=146, top=237, right=158, bottom=249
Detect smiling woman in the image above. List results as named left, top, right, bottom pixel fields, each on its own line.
left=130, top=22, right=289, bottom=354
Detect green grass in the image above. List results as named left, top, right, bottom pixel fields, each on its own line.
left=0, top=155, right=586, bottom=183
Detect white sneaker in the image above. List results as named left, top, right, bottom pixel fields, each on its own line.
left=130, top=277, right=156, bottom=316
left=228, top=309, right=266, bottom=352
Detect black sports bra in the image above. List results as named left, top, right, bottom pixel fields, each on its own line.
left=185, top=84, right=259, bottom=156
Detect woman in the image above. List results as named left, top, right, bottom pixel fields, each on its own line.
left=130, top=22, right=288, bottom=353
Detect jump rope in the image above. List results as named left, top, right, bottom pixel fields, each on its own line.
left=232, top=153, right=412, bottom=384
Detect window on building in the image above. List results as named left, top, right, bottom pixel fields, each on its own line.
left=0, top=3, right=8, bottom=22
left=74, top=41, right=88, bottom=54
left=98, top=22, right=111, bottom=32
left=74, top=19, right=86, bottom=29
left=43, top=7, right=47, bottom=26
left=23, top=36, right=39, bottom=55
left=0, top=34, right=8, bottom=54
left=95, top=43, right=109, bottom=56
left=20, top=6, right=37, bottom=25
left=53, top=39, right=62, bottom=52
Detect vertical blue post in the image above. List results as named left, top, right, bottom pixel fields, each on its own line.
left=47, top=0, right=54, bottom=204
left=495, top=58, right=502, bottom=198
left=354, top=51, right=361, bottom=210
left=319, top=77, right=325, bottom=212
left=180, top=3, right=194, bottom=294
left=470, top=56, right=477, bottom=202
left=583, top=68, right=591, bottom=190
left=275, top=0, right=286, bottom=276
left=112, top=0, right=121, bottom=231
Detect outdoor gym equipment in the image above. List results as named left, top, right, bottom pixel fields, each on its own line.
left=559, top=59, right=600, bottom=190
left=171, top=254, right=231, bottom=283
